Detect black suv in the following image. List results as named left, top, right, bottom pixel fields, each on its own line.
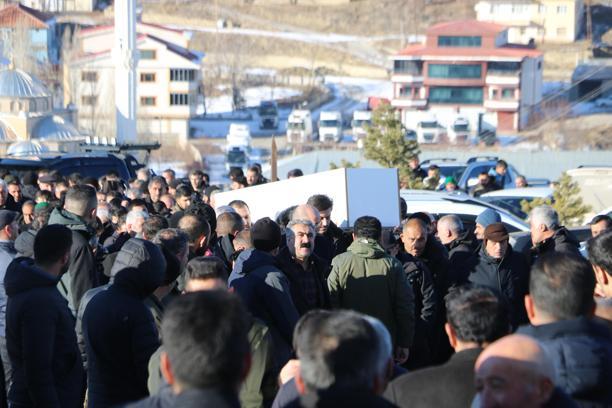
left=0, top=143, right=160, bottom=181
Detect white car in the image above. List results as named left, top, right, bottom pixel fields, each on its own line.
left=399, top=190, right=529, bottom=233
left=480, top=187, right=553, bottom=220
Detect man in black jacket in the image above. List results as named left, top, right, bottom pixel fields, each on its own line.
left=467, top=223, right=530, bottom=327
left=519, top=253, right=612, bottom=406
left=48, top=184, right=99, bottom=314
left=384, top=286, right=510, bottom=408
left=277, top=219, right=330, bottom=315
left=83, top=239, right=166, bottom=407
left=437, top=215, right=478, bottom=285
left=128, top=291, right=250, bottom=408
left=306, top=195, right=352, bottom=260
left=529, top=205, right=581, bottom=262
left=396, top=221, right=437, bottom=369
left=5, top=224, right=85, bottom=407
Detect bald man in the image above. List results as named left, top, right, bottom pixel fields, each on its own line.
left=475, top=334, right=575, bottom=408
left=292, top=204, right=334, bottom=264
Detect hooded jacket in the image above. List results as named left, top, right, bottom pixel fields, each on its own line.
left=229, top=248, right=299, bottom=370
left=14, top=229, right=36, bottom=259
left=518, top=317, right=612, bottom=407
left=0, top=241, right=16, bottom=338
left=327, top=239, right=415, bottom=348
left=48, top=208, right=98, bottom=314
left=83, top=239, right=166, bottom=408
left=4, top=258, right=85, bottom=407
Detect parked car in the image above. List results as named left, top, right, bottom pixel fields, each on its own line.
left=400, top=190, right=529, bottom=233
left=480, top=187, right=553, bottom=220
left=457, top=156, right=550, bottom=191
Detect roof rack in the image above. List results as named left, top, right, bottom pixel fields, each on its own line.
left=420, top=158, right=457, bottom=165
left=467, top=156, right=499, bottom=164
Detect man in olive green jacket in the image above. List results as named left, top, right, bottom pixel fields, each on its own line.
left=327, top=216, right=415, bottom=363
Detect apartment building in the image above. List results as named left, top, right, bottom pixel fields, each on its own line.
left=65, top=23, right=202, bottom=142
left=475, top=0, right=584, bottom=44
left=391, top=20, right=543, bottom=132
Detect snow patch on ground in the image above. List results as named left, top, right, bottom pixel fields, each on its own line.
left=205, top=86, right=301, bottom=114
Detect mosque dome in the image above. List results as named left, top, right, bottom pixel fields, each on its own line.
left=6, top=140, right=49, bottom=157
left=33, top=115, right=81, bottom=140
left=0, top=68, right=50, bottom=99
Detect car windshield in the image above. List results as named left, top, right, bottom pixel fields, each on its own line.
left=453, top=123, right=469, bottom=131
left=288, top=122, right=305, bottom=130
left=353, top=119, right=370, bottom=127
left=227, top=150, right=247, bottom=163
left=420, top=121, right=438, bottom=128
left=436, top=165, right=467, bottom=181
left=259, top=105, right=277, bottom=116
left=320, top=120, right=339, bottom=127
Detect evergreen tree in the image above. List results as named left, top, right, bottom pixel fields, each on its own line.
left=329, top=159, right=361, bottom=170
left=521, top=172, right=591, bottom=226
left=363, top=104, right=422, bottom=188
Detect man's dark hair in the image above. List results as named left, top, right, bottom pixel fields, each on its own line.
left=129, top=198, right=148, bottom=211
left=588, top=230, right=612, bottom=275
left=297, top=310, right=379, bottom=391
left=64, top=184, right=97, bottom=217
left=161, top=291, right=249, bottom=390
left=34, top=224, right=73, bottom=265
left=189, top=169, right=204, bottom=177
left=82, top=176, right=99, bottom=190
left=148, top=176, right=167, bottom=189
left=35, top=190, right=53, bottom=202
left=186, top=202, right=217, bottom=233
left=590, top=214, right=612, bottom=227
left=287, top=169, right=304, bottom=178
left=276, top=205, right=297, bottom=228
left=143, top=215, right=169, bottom=240
left=228, top=167, right=244, bottom=181
left=233, top=176, right=248, bottom=188
left=217, top=211, right=243, bottom=237
left=247, top=165, right=261, bottom=175
left=496, top=159, right=508, bottom=169
left=353, top=216, right=382, bottom=241
left=445, top=286, right=509, bottom=345
left=307, top=194, right=333, bottom=212
left=175, top=184, right=193, bottom=199
left=186, top=256, right=228, bottom=283
left=530, top=253, right=596, bottom=320
left=153, top=228, right=189, bottom=257
left=179, top=214, right=211, bottom=245
left=399, top=197, right=407, bottom=220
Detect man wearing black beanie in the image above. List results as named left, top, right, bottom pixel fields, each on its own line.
left=229, top=217, right=299, bottom=371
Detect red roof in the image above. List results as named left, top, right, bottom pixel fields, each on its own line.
left=396, top=44, right=542, bottom=59
left=0, top=3, right=53, bottom=29
left=80, top=22, right=184, bottom=36
left=427, top=20, right=508, bottom=36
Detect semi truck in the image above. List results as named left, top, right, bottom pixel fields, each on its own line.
left=286, top=109, right=313, bottom=143
left=351, top=110, right=372, bottom=144
left=258, top=101, right=279, bottom=129
left=318, top=111, right=343, bottom=143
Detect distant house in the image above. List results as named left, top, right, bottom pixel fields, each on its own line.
left=0, top=3, right=60, bottom=65
left=65, top=23, right=203, bottom=141
left=571, top=60, right=612, bottom=101
left=391, top=20, right=543, bottom=132
left=474, top=0, right=584, bottom=44
left=4, top=0, right=100, bottom=12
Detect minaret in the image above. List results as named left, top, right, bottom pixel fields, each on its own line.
left=113, top=0, right=138, bottom=143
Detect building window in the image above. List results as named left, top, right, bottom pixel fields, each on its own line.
left=170, top=69, right=196, bottom=82
left=140, top=73, right=156, bottom=82
left=539, top=4, right=546, bottom=14
left=413, top=87, right=421, bottom=97
left=492, top=89, right=499, bottom=99
left=502, top=88, right=515, bottom=99
left=82, top=96, right=98, bottom=106
left=437, top=36, right=482, bottom=47
left=428, top=64, right=482, bottom=79
left=512, top=4, right=527, bottom=13
left=429, top=87, right=483, bottom=104
left=557, top=5, right=567, bottom=14
left=140, top=96, right=156, bottom=106
left=398, top=86, right=411, bottom=97
left=81, top=71, right=98, bottom=82
left=393, top=60, right=422, bottom=75
left=140, top=50, right=157, bottom=60
left=170, top=93, right=189, bottom=105
left=488, top=61, right=521, bottom=73
left=556, top=27, right=567, bottom=37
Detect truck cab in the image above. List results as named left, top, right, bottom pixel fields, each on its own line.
left=351, top=110, right=372, bottom=144
left=447, top=117, right=470, bottom=144
left=286, top=110, right=313, bottom=143
left=416, top=117, right=444, bottom=144
left=318, top=111, right=343, bottom=143
left=258, top=101, right=279, bottom=129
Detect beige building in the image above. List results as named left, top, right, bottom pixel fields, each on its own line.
left=65, top=23, right=203, bottom=144
left=474, top=0, right=584, bottom=44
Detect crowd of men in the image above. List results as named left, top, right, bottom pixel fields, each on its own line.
left=0, top=163, right=610, bottom=408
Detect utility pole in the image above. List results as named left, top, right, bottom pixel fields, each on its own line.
left=114, top=0, right=138, bottom=143
left=585, top=0, right=593, bottom=44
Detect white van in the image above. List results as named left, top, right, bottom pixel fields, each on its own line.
left=286, top=110, right=313, bottom=143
